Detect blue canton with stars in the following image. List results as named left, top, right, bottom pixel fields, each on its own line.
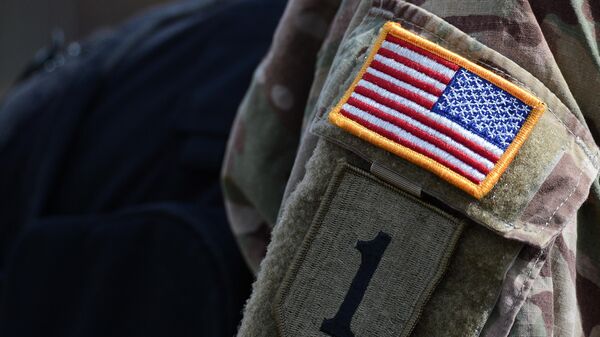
left=431, top=68, right=532, bottom=150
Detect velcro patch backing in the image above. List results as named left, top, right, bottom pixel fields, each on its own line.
left=328, top=22, right=545, bottom=199
left=274, top=163, right=464, bottom=337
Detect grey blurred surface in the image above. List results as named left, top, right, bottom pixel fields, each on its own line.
left=0, top=0, right=168, bottom=97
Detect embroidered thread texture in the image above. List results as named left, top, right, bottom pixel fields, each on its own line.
left=329, top=22, right=545, bottom=199
left=432, top=69, right=532, bottom=150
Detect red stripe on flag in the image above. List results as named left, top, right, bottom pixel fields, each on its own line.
left=362, top=72, right=435, bottom=110
left=370, top=60, right=443, bottom=96
left=354, top=86, right=501, bottom=163
left=378, top=48, right=452, bottom=84
left=385, top=34, right=460, bottom=71
left=340, top=108, right=482, bottom=184
left=347, top=97, right=491, bottom=174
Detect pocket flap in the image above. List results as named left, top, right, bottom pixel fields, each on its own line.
left=309, top=1, right=600, bottom=248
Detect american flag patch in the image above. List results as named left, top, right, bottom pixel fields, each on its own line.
left=329, top=22, right=545, bottom=199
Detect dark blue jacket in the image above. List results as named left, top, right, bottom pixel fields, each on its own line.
left=0, top=1, right=284, bottom=336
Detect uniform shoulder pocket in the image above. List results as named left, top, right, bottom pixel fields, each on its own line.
left=309, top=1, right=600, bottom=249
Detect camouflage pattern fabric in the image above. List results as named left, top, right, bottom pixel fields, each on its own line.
left=222, top=0, right=600, bottom=335
left=221, top=0, right=342, bottom=270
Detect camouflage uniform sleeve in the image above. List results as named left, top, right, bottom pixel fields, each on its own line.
left=413, top=1, right=600, bottom=335
left=224, top=0, right=600, bottom=335
left=221, top=0, right=341, bottom=271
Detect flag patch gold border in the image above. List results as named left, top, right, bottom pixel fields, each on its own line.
left=328, top=21, right=545, bottom=199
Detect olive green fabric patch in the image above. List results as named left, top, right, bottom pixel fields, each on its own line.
left=274, top=163, right=465, bottom=337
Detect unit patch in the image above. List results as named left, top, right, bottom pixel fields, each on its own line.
left=328, top=22, right=545, bottom=199
left=274, top=163, right=464, bottom=337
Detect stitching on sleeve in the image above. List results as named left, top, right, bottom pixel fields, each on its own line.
left=543, top=169, right=584, bottom=227
left=506, top=249, right=544, bottom=326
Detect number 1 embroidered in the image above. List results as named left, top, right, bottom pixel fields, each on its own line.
left=320, top=231, right=391, bottom=337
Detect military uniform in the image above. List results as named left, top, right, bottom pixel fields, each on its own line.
left=222, top=0, right=600, bottom=336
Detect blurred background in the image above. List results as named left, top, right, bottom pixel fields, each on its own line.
left=0, top=0, right=168, bottom=97
left=0, top=1, right=285, bottom=336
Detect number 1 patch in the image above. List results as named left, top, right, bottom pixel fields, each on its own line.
left=328, top=22, right=545, bottom=199
left=274, top=163, right=464, bottom=337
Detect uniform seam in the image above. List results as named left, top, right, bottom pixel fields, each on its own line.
left=542, top=169, right=584, bottom=227
left=506, top=249, right=544, bottom=326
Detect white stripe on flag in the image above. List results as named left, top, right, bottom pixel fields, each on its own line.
left=365, top=67, right=438, bottom=103
left=353, top=83, right=505, bottom=158
left=358, top=80, right=433, bottom=116
left=373, top=54, right=446, bottom=91
left=349, top=94, right=495, bottom=170
left=381, top=41, right=457, bottom=78
left=343, top=104, right=486, bottom=182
